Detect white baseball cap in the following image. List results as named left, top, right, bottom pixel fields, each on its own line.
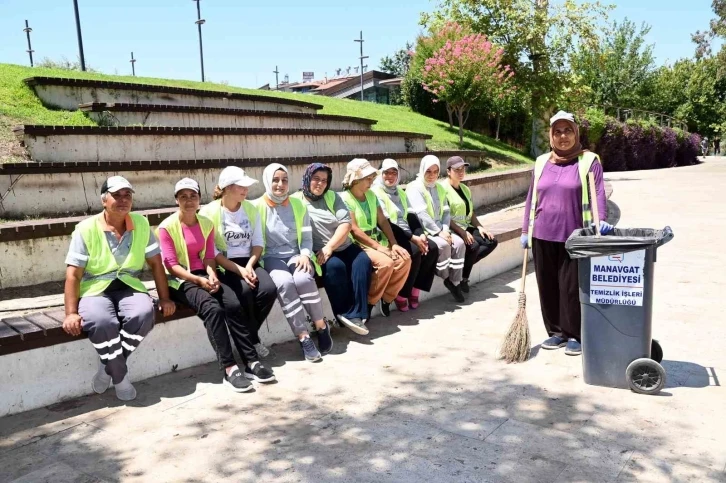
left=346, top=158, right=378, bottom=181
left=218, top=166, right=258, bottom=189
left=174, top=178, right=201, bottom=195
left=101, top=176, right=134, bottom=194
left=550, top=110, right=576, bottom=126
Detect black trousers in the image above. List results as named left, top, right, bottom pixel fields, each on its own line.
left=390, top=222, right=439, bottom=296
left=171, top=270, right=259, bottom=370
left=462, top=227, right=499, bottom=280
left=532, top=238, right=581, bottom=341
left=218, top=257, right=278, bottom=345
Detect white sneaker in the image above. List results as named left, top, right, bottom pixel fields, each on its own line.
left=91, top=362, right=112, bottom=394
left=254, top=342, right=271, bottom=358
left=114, top=375, right=137, bottom=401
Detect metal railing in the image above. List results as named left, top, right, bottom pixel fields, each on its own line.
left=598, top=106, right=688, bottom=131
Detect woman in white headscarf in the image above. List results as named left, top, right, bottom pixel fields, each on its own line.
left=253, top=163, right=332, bottom=362
left=372, top=158, right=439, bottom=311
left=406, top=155, right=467, bottom=302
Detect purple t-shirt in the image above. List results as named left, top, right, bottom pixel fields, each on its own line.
left=522, top=158, right=607, bottom=243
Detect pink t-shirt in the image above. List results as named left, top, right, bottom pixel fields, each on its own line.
left=159, top=223, right=216, bottom=272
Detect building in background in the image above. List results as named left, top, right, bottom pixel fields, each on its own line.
left=271, top=70, right=400, bottom=104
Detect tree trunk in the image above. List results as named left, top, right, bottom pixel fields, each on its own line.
left=457, top=108, right=465, bottom=148
left=447, top=103, right=454, bottom=129
left=496, top=114, right=501, bottom=141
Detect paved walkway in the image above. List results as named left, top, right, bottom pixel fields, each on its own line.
left=1, top=160, right=725, bottom=483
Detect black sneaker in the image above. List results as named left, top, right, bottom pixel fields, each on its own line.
left=223, top=369, right=254, bottom=393
left=300, top=336, right=322, bottom=362
left=444, top=278, right=465, bottom=302
left=460, top=279, right=470, bottom=294
left=380, top=300, right=391, bottom=317
left=244, top=361, right=276, bottom=383
left=317, top=320, right=334, bottom=355
left=337, top=314, right=369, bottom=335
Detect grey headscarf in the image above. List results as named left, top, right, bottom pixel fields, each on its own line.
left=263, top=163, right=289, bottom=204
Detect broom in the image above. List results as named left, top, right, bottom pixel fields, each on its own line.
left=498, top=248, right=531, bottom=363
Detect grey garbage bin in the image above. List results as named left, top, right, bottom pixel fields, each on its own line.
left=565, top=227, right=674, bottom=395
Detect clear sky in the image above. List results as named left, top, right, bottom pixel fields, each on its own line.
left=0, top=0, right=718, bottom=88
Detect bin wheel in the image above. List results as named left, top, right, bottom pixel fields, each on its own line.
left=650, top=339, right=663, bottom=363
left=626, top=358, right=666, bottom=395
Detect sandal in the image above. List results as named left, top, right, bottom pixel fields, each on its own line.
left=394, top=296, right=409, bottom=312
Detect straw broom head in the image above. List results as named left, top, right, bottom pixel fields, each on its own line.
left=498, top=249, right=531, bottom=363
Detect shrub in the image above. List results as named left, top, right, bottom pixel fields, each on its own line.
left=580, top=110, right=700, bottom=171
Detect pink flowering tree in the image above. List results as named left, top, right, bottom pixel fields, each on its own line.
left=421, top=33, right=515, bottom=147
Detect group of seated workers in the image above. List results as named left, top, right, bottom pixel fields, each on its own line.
left=62, top=155, right=498, bottom=397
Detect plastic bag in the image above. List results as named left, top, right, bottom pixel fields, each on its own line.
left=565, top=226, right=674, bottom=259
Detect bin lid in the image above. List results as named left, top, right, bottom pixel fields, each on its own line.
left=565, top=226, right=674, bottom=259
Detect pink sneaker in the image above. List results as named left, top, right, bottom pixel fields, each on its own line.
left=394, top=296, right=409, bottom=312
left=408, top=289, right=420, bottom=309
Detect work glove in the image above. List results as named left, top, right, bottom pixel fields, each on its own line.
left=594, top=220, right=614, bottom=235
left=520, top=234, right=529, bottom=249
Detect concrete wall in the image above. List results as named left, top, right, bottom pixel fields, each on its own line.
left=22, top=132, right=427, bottom=163
left=0, top=233, right=524, bottom=417
left=1, top=155, right=511, bottom=218
left=33, top=85, right=318, bottom=114
left=0, top=167, right=532, bottom=289
left=87, top=111, right=371, bottom=131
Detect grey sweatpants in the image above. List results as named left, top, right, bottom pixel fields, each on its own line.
left=78, top=288, right=155, bottom=384
left=430, top=233, right=466, bottom=284
left=263, top=255, right=324, bottom=336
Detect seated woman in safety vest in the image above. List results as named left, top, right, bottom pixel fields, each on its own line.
left=254, top=163, right=333, bottom=362
left=372, top=158, right=439, bottom=312
left=293, top=163, right=373, bottom=336
left=521, top=111, right=611, bottom=356
left=199, top=166, right=278, bottom=359
left=63, top=176, right=175, bottom=402
left=339, top=158, right=412, bottom=318
left=159, top=178, right=275, bottom=393
left=406, top=155, right=467, bottom=303
left=443, top=156, right=499, bottom=294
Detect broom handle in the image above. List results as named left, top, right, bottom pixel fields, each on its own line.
left=519, top=248, right=528, bottom=293
left=588, top=172, right=601, bottom=237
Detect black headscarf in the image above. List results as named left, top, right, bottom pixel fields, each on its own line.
left=301, top=163, right=332, bottom=201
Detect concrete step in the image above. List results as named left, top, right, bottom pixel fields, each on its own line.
left=0, top=166, right=533, bottom=290
left=13, top=125, right=431, bottom=163
left=79, top=103, right=377, bottom=130
left=25, top=76, right=321, bottom=113
left=0, top=150, right=493, bottom=219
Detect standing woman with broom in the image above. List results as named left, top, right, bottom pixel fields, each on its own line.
left=520, top=111, right=612, bottom=356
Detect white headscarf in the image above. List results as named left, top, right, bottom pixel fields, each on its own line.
left=373, top=158, right=400, bottom=196
left=263, top=163, right=289, bottom=204
left=418, top=154, right=441, bottom=189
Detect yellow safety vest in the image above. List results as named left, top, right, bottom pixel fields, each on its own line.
left=199, top=199, right=258, bottom=254
left=253, top=196, right=322, bottom=276
left=372, top=186, right=409, bottom=224
left=526, top=152, right=599, bottom=248
left=406, top=179, right=448, bottom=223
left=442, top=180, right=473, bottom=230
left=158, top=213, right=215, bottom=289
left=339, top=189, right=388, bottom=248
left=77, top=212, right=150, bottom=297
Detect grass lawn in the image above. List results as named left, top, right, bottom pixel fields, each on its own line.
left=0, top=62, right=532, bottom=165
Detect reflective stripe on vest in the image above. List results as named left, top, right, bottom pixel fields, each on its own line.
left=253, top=196, right=321, bottom=276
left=339, top=189, right=387, bottom=247
left=526, top=152, right=598, bottom=248
left=199, top=199, right=258, bottom=254
left=78, top=212, right=150, bottom=297
left=158, top=213, right=215, bottom=290
left=372, top=186, right=408, bottom=224
left=407, top=179, right=448, bottom=221
left=442, top=180, right=473, bottom=230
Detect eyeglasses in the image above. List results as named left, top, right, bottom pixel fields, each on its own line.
left=311, top=176, right=328, bottom=184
